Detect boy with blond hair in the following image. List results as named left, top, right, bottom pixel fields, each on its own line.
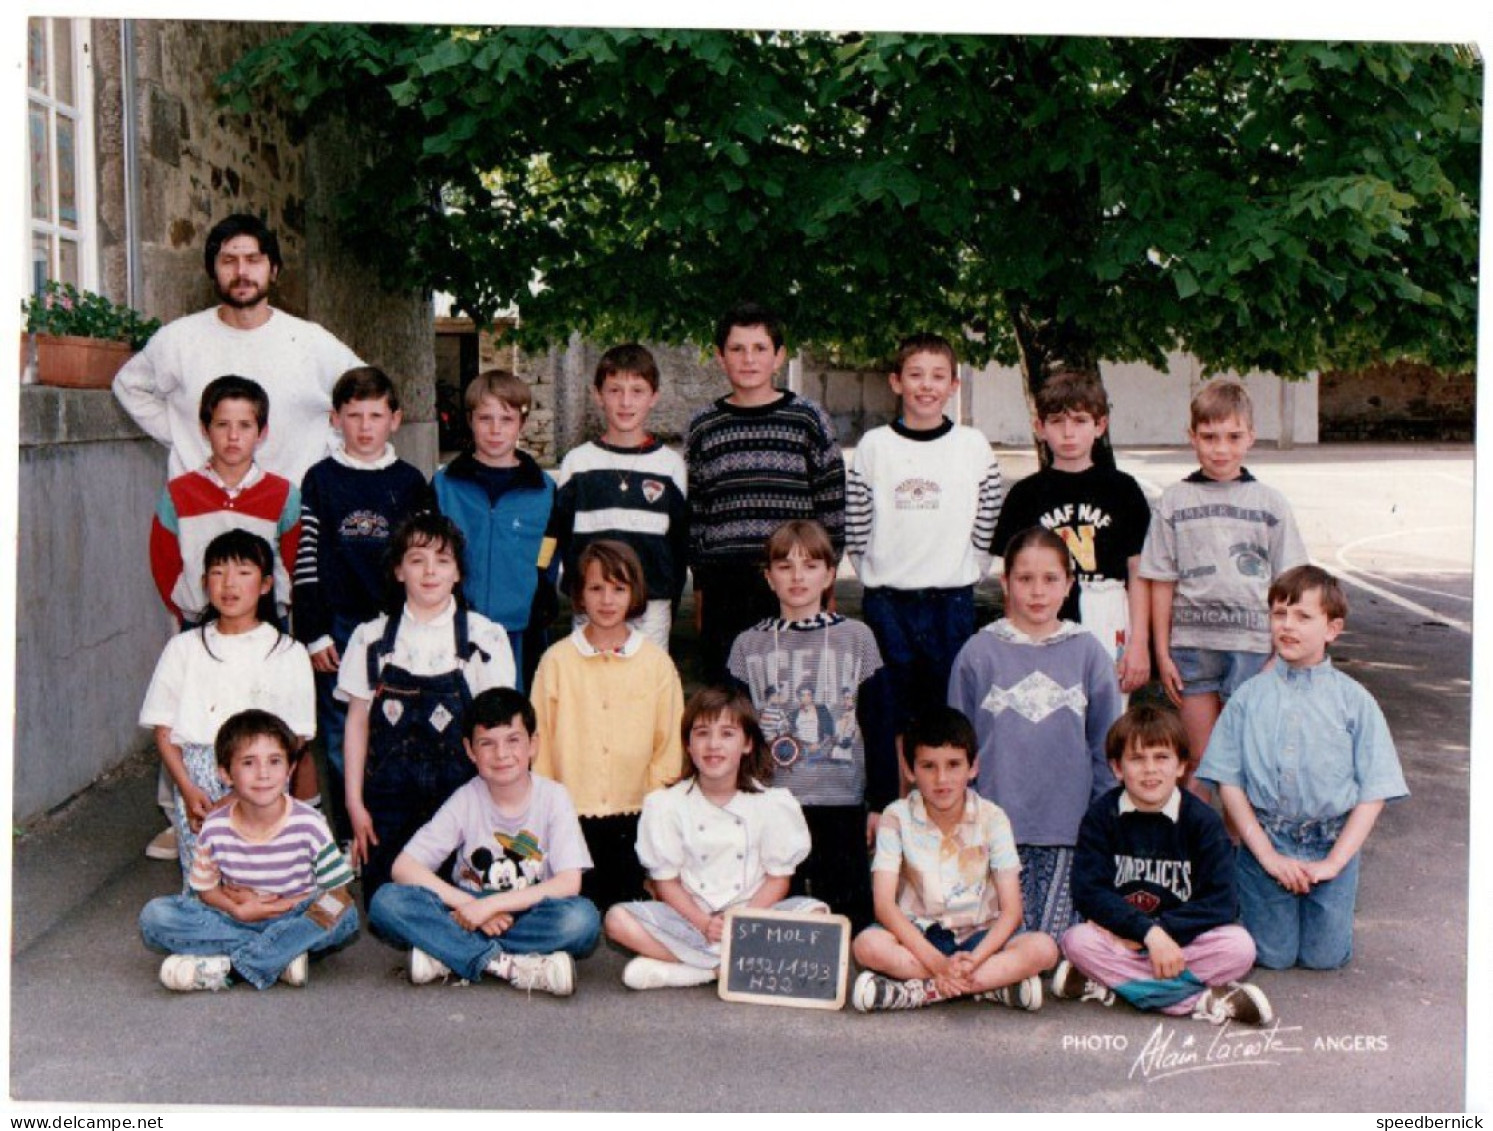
left=1198, top=565, right=1406, bottom=970
left=433, top=369, right=558, bottom=687
left=1139, top=380, right=1307, bottom=773
left=546, top=343, right=688, bottom=652
left=847, top=333, right=1003, bottom=736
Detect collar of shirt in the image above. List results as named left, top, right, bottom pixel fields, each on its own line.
left=200, top=461, right=264, bottom=497
left=401, top=597, right=458, bottom=628
left=332, top=442, right=398, bottom=470
left=762, top=611, right=845, bottom=632
left=569, top=625, right=644, bottom=658
left=907, top=788, right=980, bottom=839
left=1183, top=467, right=1258, bottom=484
left=985, top=618, right=1086, bottom=646
left=1118, top=787, right=1183, bottom=822
left=1277, top=655, right=1335, bottom=686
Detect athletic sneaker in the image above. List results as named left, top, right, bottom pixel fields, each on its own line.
left=986, top=973, right=1044, bottom=1012
left=852, top=971, right=931, bottom=1012
left=279, top=952, right=309, bottom=988
left=1192, top=982, right=1274, bottom=1026
left=409, top=947, right=451, bottom=985
left=144, top=826, right=177, bottom=861
left=621, top=957, right=717, bottom=991
left=1050, top=959, right=1116, bottom=1007
left=503, top=952, right=575, bottom=997
left=159, top=954, right=231, bottom=992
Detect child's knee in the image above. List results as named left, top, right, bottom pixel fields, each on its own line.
left=554, top=897, right=602, bottom=955
left=603, top=903, right=637, bottom=946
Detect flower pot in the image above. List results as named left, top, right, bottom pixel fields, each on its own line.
left=27, top=333, right=135, bottom=388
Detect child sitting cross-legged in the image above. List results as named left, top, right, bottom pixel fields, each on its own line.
left=138, top=709, right=359, bottom=992
left=367, top=687, right=601, bottom=996
left=1056, top=703, right=1273, bottom=1025
left=851, top=706, right=1057, bottom=1012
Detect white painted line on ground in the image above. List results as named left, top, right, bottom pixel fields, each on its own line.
left=1322, top=557, right=1473, bottom=635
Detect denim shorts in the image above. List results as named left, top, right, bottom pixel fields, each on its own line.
left=1171, top=646, right=1268, bottom=698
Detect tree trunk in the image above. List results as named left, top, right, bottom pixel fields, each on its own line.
left=1005, top=296, right=1116, bottom=469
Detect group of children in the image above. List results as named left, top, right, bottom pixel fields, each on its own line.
left=135, top=302, right=1406, bottom=1027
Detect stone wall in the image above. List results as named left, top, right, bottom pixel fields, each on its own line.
left=1319, top=362, right=1475, bottom=442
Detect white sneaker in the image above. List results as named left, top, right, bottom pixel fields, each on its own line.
left=852, top=970, right=931, bottom=1012
left=622, top=956, right=716, bottom=991
left=983, top=973, right=1043, bottom=1012
left=159, top=954, right=231, bottom=992
left=409, top=948, right=451, bottom=985
left=145, top=827, right=177, bottom=861
left=502, top=952, right=575, bottom=996
left=1050, top=959, right=1116, bottom=1007
left=279, top=952, right=309, bottom=988
left=1192, top=981, right=1274, bottom=1026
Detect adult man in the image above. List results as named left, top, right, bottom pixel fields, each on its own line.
left=114, top=213, right=364, bottom=484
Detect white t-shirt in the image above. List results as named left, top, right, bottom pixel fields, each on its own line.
left=402, top=775, right=593, bottom=896
left=139, top=622, right=315, bottom=746
left=335, top=600, right=516, bottom=703
left=636, top=778, right=812, bottom=914
left=112, top=306, right=364, bottom=483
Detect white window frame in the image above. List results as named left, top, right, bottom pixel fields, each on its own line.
left=25, top=17, right=97, bottom=297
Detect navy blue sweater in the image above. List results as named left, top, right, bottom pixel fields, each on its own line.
left=1071, top=785, right=1238, bottom=947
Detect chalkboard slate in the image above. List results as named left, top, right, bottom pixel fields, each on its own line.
left=718, top=907, right=850, bottom=1010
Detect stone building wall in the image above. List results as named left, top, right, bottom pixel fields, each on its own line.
left=1319, top=362, right=1475, bottom=442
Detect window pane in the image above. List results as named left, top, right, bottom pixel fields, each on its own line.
left=31, top=236, right=51, bottom=295
left=58, top=239, right=80, bottom=288
left=29, top=105, right=51, bottom=222
left=53, top=20, right=74, bottom=105
left=56, top=116, right=77, bottom=228
left=27, top=18, right=46, bottom=96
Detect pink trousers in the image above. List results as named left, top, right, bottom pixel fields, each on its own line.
left=1060, top=921, right=1256, bottom=1015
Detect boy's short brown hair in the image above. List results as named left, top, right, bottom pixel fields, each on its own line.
left=464, top=368, right=531, bottom=417
left=332, top=365, right=401, bottom=412
left=901, top=705, right=978, bottom=771
left=594, top=343, right=659, bottom=391
left=713, top=301, right=784, bottom=351
left=1268, top=564, right=1349, bottom=622
left=892, top=333, right=958, bottom=376
left=1034, top=370, right=1109, bottom=420
left=1190, top=379, right=1254, bottom=430
left=571, top=538, right=649, bottom=619
left=198, top=374, right=269, bottom=430
left=1105, top=702, right=1190, bottom=768
left=214, top=708, right=302, bottom=772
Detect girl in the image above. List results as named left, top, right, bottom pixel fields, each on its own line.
left=531, top=540, right=684, bottom=910
left=726, top=520, right=894, bottom=932
left=948, top=526, right=1122, bottom=939
left=602, top=687, right=825, bottom=990
left=337, top=512, right=515, bottom=903
left=138, top=529, right=315, bottom=883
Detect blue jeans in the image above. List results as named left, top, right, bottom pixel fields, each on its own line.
left=313, top=612, right=361, bottom=776
left=1236, top=828, right=1360, bottom=970
left=368, top=884, right=600, bottom=982
left=1171, top=647, right=1268, bottom=699
left=138, top=892, right=360, bottom=990
left=862, top=585, right=974, bottom=733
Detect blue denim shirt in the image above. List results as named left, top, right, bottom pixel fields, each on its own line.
left=1197, top=657, right=1408, bottom=824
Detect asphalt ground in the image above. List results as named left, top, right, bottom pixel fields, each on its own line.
left=4, top=442, right=1480, bottom=1117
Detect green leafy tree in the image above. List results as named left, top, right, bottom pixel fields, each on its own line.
left=223, top=28, right=1479, bottom=400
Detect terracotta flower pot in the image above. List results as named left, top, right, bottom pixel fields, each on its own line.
left=27, top=333, right=135, bottom=388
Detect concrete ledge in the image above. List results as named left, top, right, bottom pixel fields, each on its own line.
left=19, top=385, right=152, bottom=448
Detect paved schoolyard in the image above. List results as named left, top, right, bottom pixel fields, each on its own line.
left=5, top=443, right=1480, bottom=1114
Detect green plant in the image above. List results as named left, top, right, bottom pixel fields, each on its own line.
left=22, top=281, right=161, bottom=351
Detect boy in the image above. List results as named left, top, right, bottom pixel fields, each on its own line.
left=138, top=709, right=359, bottom=991
left=1139, top=379, right=1308, bottom=772
left=727, top=520, right=894, bottom=931
left=149, top=374, right=300, bottom=625
left=686, top=301, right=846, bottom=684
left=991, top=371, right=1152, bottom=694
left=1197, top=566, right=1406, bottom=970
left=851, top=706, right=1057, bottom=1012
left=433, top=369, right=558, bottom=688
left=847, top=333, right=1004, bottom=737
left=546, top=343, right=688, bottom=652
left=293, top=366, right=430, bottom=819
left=366, top=687, right=602, bottom=996
left=1057, top=703, right=1272, bottom=1025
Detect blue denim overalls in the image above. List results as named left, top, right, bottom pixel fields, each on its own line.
left=360, top=606, right=488, bottom=903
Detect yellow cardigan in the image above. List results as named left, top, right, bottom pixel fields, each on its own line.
left=531, top=628, right=685, bottom=818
